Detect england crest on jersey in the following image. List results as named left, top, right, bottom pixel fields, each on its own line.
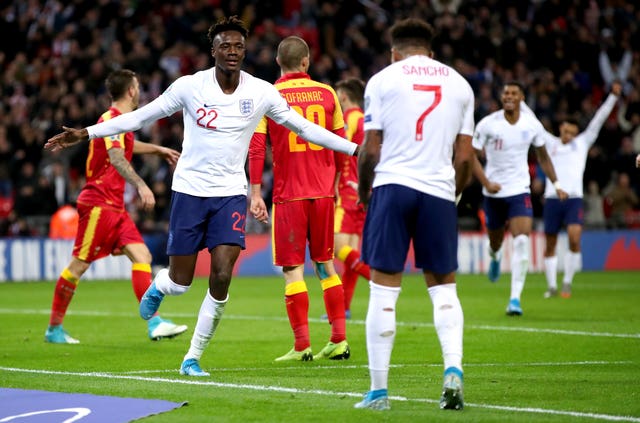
left=239, top=99, right=254, bottom=116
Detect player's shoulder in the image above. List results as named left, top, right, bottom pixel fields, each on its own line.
left=519, top=111, right=544, bottom=128
left=242, top=71, right=279, bottom=92
left=478, top=110, right=504, bottom=125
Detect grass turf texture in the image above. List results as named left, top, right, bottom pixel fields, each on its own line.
left=1, top=271, right=638, bottom=422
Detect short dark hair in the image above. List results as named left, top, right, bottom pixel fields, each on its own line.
left=105, top=69, right=137, bottom=101
left=504, top=81, right=525, bottom=94
left=335, top=78, right=365, bottom=109
left=277, top=36, right=309, bottom=71
left=562, top=117, right=580, bottom=127
left=207, top=15, right=248, bottom=46
left=390, top=18, right=435, bottom=50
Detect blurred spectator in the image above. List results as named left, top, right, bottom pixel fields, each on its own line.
left=604, top=172, right=639, bottom=228
left=0, top=126, right=13, bottom=197
left=13, top=162, right=39, bottom=217
left=583, top=180, right=606, bottom=229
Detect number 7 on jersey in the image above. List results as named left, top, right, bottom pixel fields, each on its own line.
left=413, top=84, right=442, bottom=141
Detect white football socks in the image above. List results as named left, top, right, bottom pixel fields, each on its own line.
left=366, top=281, right=401, bottom=392
left=184, top=291, right=228, bottom=362
left=428, top=283, right=463, bottom=371
left=510, top=234, right=529, bottom=300
left=563, top=251, right=581, bottom=285
left=153, top=268, right=189, bottom=296
left=544, top=256, right=558, bottom=290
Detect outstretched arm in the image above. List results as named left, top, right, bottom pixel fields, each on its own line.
left=281, top=109, right=357, bottom=156
left=46, top=96, right=172, bottom=151
left=133, top=141, right=180, bottom=166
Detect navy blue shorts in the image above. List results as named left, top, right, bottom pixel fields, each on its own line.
left=362, top=184, right=458, bottom=274
left=167, top=192, right=247, bottom=255
left=483, top=194, right=533, bottom=230
left=543, top=198, right=583, bottom=234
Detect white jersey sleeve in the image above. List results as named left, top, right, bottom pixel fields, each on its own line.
left=581, top=93, right=618, bottom=147
left=86, top=87, right=184, bottom=140
left=279, top=110, right=356, bottom=156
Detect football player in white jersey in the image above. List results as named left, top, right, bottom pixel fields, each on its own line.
left=522, top=82, right=621, bottom=299
left=472, top=82, right=568, bottom=316
left=45, top=16, right=358, bottom=377
left=355, top=18, right=474, bottom=411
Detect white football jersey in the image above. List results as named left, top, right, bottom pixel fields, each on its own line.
left=86, top=68, right=356, bottom=197
left=538, top=94, right=617, bottom=199
left=472, top=110, right=546, bottom=197
left=364, top=55, right=475, bottom=201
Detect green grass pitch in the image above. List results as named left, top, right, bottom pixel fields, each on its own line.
left=1, top=271, right=639, bottom=422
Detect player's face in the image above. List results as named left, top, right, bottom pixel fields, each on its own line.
left=212, top=31, right=246, bottom=74
left=500, top=85, right=524, bottom=112
left=559, top=122, right=579, bottom=144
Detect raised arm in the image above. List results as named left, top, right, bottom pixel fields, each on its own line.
left=582, top=81, right=621, bottom=145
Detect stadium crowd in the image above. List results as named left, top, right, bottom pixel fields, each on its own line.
left=1, top=0, right=640, bottom=237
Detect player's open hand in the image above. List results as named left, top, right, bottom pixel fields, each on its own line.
left=485, top=181, right=501, bottom=194
left=611, top=81, right=623, bottom=97
left=159, top=147, right=181, bottom=166
left=250, top=195, right=269, bottom=223
left=44, top=126, right=89, bottom=151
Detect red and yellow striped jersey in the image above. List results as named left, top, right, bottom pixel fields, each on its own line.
left=76, top=107, right=134, bottom=210
left=250, top=72, right=345, bottom=203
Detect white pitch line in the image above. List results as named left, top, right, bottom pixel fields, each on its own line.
left=114, top=360, right=634, bottom=374
left=1, top=367, right=639, bottom=422
left=1, top=308, right=639, bottom=339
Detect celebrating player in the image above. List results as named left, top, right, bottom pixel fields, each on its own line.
left=45, top=17, right=358, bottom=376
left=472, top=82, right=568, bottom=316
left=523, top=82, right=621, bottom=298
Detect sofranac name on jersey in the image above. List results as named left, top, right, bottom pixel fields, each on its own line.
left=282, top=90, right=324, bottom=104
left=402, top=64, right=449, bottom=76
